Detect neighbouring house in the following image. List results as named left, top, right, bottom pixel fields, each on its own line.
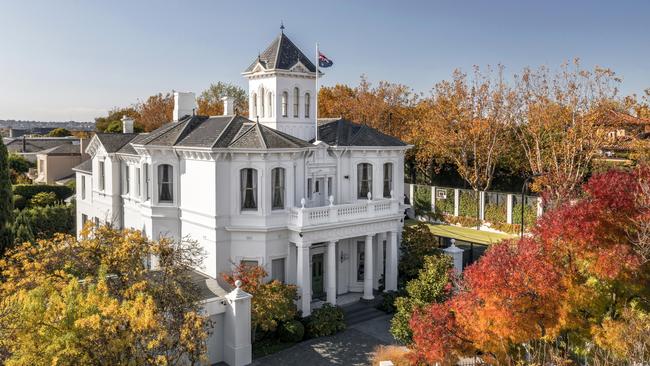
left=34, top=139, right=89, bottom=185
left=3, top=136, right=81, bottom=162
left=75, top=29, right=410, bottom=365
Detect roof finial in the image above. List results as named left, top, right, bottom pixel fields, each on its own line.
left=280, top=21, right=285, bottom=33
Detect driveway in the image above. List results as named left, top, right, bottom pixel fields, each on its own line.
left=251, top=314, right=396, bottom=366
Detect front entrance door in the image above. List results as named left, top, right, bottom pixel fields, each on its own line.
left=312, top=253, right=324, bottom=299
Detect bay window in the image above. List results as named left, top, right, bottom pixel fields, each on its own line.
left=241, top=168, right=258, bottom=210
left=157, top=164, right=173, bottom=203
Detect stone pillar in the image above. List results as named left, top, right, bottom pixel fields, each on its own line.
left=287, top=242, right=296, bottom=285
left=363, top=234, right=374, bottom=300
left=506, top=194, right=514, bottom=224
left=454, top=188, right=460, bottom=216
left=327, top=240, right=337, bottom=305
left=443, top=239, right=464, bottom=273
left=375, top=233, right=385, bottom=289
left=385, top=231, right=398, bottom=291
left=296, top=243, right=312, bottom=316
left=224, top=280, right=252, bottom=366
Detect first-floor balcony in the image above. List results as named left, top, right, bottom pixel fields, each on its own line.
left=288, top=194, right=402, bottom=229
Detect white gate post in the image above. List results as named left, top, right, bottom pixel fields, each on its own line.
left=453, top=189, right=460, bottom=217
left=479, top=191, right=486, bottom=221
left=506, top=193, right=514, bottom=224
left=443, top=239, right=464, bottom=273
left=224, top=280, right=252, bottom=366
left=430, top=186, right=436, bottom=212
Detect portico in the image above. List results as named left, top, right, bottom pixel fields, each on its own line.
left=287, top=212, right=401, bottom=316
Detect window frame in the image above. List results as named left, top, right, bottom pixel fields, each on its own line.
left=135, top=167, right=141, bottom=197
left=383, top=162, right=393, bottom=198
left=144, top=163, right=150, bottom=201
left=81, top=175, right=86, bottom=200
left=271, top=167, right=285, bottom=210
left=271, top=257, right=286, bottom=283
left=123, top=165, right=130, bottom=195
left=357, top=163, right=373, bottom=199
left=157, top=164, right=174, bottom=203
left=281, top=92, right=288, bottom=117
left=240, top=168, right=258, bottom=211
left=304, top=93, right=310, bottom=118
left=98, top=161, right=105, bottom=191
left=293, top=87, right=299, bottom=117
left=252, top=92, right=258, bottom=117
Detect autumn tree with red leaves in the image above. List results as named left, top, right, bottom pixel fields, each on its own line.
left=409, top=167, right=650, bottom=365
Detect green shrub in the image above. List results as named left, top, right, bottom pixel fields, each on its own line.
left=8, top=154, right=32, bottom=173
left=18, top=205, right=75, bottom=239
left=377, top=290, right=402, bottom=314
left=434, top=188, right=454, bottom=215
left=29, top=192, right=58, bottom=207
left=413, top=185, right=431, bottom=214
left=279, top=320, right=304, bottom=343
left=13, top=184, right=73, bottom=202
left=399, top=223, right=440, bottom=281
left=484, top=202, right=507, bottom=223
left=512, top=202, right=537, bottom=228
left=305, top=303, right=345, bottom=338
left=458, top=190, right=479, bottom=217
left=13, top=195, right=26, bottom=210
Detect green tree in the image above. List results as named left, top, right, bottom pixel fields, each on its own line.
left=399, top=223, right=440, bottom=281
left=18, top=205, right=75, bottom=239
left=198, top=82, right=248, bottom=116
left=8, top=154, right=31, bottom=173
left=12, top=210, right=34, bottom=245
left=0, top=225, right=210, bottom=365
left=391, top=255, right=453, bottom=344
left=29, top=191, right=58, bottom=207
left=47, top=127, right=72, bottom=137
left=0, top=139, right=13, bottom=256
left=95, top=107, right=140, bottom=132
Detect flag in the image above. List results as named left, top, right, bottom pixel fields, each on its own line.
left=318, top=52, right=333, bottom=68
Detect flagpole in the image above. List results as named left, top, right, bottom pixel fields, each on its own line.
left=315, top=42, right=319, bottom=142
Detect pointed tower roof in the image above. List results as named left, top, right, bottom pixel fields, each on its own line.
left=244, top=32, right=316, bottom=73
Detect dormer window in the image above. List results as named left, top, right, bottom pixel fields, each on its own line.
left=282, top=92, right=288, bottom=117
left=305, top=93, right=310, bottom=118
left=293, top=87, right=299, bottom=117
left=158, top=164, right=173, bottom=203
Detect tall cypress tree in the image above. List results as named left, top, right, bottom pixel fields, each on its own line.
left=0, top=139, right=14, bottom=255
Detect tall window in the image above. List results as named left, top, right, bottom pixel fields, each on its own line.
left=144, top=163, right=150, bottom=200
left=81, top=175, right=86, bottom=200
left=383, top=163, right=393, bottom=198
left=271, top=167, right=285, bottom=210
left=272, top=258, right=286, bottom=283
left=307, top=178, right=313, bottom=200
left=357, top=163, right=373, bottom=199
left=252, top=93, right=258, bottom=117
left=98, top=161, right=105, bottom=191
left=240, top=168, right=258, bottom=210
left=357, top=241, right=365, bottom=281
left=135, top=167, right=141, bottom=196
left=293, top=87, right=299, bottom=117
left=267, top=91, right=273, bottom=117
left=158, top=164, right=173, bottom=203
left=305, top=93, right=311, bottom=118
left=123, top=166, right=130, bottom=194
left=281, top=92, right=288, bottom=117
left=260, top=89, right=265, bottom=117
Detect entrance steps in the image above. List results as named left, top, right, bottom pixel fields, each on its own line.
left=342, top=296, right=386, bottom=326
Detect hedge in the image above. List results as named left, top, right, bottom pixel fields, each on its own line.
left=13, top=204, right=75, bottom=239
left=434, top=188, right=454, bottom=215
left=458, top=190, right=479, bottom=217
left=413, top=185, right=432, bottom=214
left=12, top=184, right=74, bottom=202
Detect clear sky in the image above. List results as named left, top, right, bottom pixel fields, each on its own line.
left=1, top=0, right=648, bottom=122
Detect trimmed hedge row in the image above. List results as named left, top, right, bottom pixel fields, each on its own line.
left=13, top=184, right=74, bottom=202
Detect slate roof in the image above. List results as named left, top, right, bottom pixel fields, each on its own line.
left=244, top=32, right=316, bottom=73
left=38, top=143, right=82, bottom=156
left=132, top=115, right=311, bottom=149
left=72, top=159, right=92, bottom=173
left=95, top=133, right=139, bottom=153
left=3, top=137, right=80, bottom=154
left=315, top=118, right=407, bottom=147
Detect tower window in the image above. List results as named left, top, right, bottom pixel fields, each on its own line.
left=293, top=87, right=299, bottom=117
left=252, top=93, right=258, bottom=118
left=260, top=89, right=265, bottom=117
left=267, top=91, right=273, bottom=117
left=305, top=93, right=310, bottom=118
left=282, top=92, right=288, bottom=117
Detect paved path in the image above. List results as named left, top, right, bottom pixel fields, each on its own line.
left=251, top=314, right=396, bottom=366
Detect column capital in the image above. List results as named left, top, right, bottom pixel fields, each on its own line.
left=365, top=233, right=374, bottom=240
left=327, top=240, right=337, bottom=246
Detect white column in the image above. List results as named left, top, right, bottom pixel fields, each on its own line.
left=375, top=233, right=385, bottom=289
left=506, top=194, right=514, bottom=224
left=479, top=191, right=486, bottom=221
left=385, top=231, right=398, bottom=291
left=296, top=243, right=312, bottom=316
left=363, top=234, right=374, bottom=300
left=287, top=242, right=296, bottom=285
left=223, top=280, right=252, bottom=366
left=454, top=188, right=460, bottom=216
left=443, top=239, right=464, bottom=273
left=327, top=240, right=337, bottom=305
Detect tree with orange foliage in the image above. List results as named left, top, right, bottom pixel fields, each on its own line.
left=410, top=167, right=650, bottom=365
left=136, top=92, right=174, bottom=132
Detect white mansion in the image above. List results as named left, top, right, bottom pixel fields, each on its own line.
left=74, top=31, right=410, bottom=321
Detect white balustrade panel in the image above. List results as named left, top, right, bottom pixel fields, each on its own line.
left=288, top=198, right=400, bottom=228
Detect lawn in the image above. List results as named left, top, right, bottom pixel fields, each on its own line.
left=405, top=219, right=515, bottom=245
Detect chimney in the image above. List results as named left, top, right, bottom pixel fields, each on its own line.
left=173, top=91, right=197, bottom=122
left=80, top=138, right=89, bottom=159
left=222, top=96, right=235, bottom=116
left=121, top=116, right=134, bottom=134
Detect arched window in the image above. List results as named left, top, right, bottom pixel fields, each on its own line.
left=260, top=89, right=265, bottom=117
left=267, top=91, right=273, bottom=117
left=305, top=93, right=310, bottom=118
left=293, top=87, right=299, bottom=117
left=158, top=164, right=173, bottom=203
left=240, top=168, right=258, bottom=210
left=281, top=92, right=288, bottom=117
left=252, top=93, right=258, bottom=118
left=271, top=167, right=285, bottom=210
left=383, top=163, right=393, bottom=198
left=357, top=163, right=373, bottom=199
